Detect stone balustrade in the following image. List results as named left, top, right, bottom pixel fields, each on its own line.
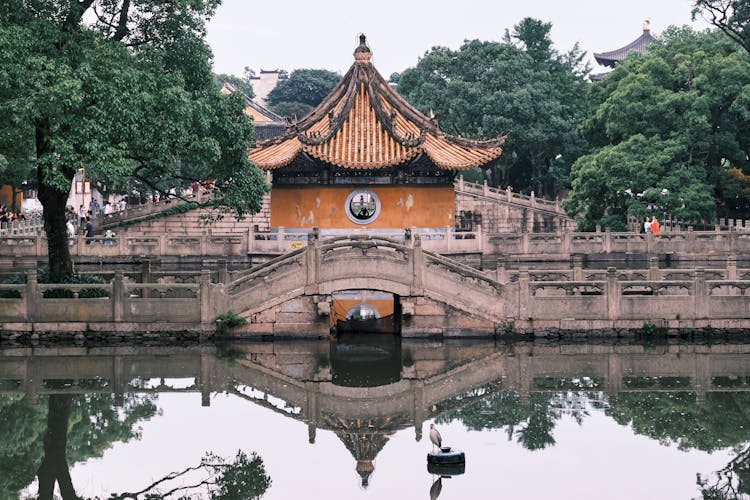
left=3, top=236, right=750, bottom=336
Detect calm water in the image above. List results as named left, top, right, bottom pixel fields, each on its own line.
left=2, top=335, right=750, bottom=499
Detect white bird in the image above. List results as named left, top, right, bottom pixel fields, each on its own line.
left=429, top=423, right=442, bottom=453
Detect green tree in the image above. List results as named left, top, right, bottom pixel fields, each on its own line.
left=0, top=1, right=267, bottom=281
left=693, top=0, right=750, bottom=55
left=566, top=27, right=750, bottom=229
left=397, top=18, right=590, bottom=197
left=266, top=68, right=341, bottom=118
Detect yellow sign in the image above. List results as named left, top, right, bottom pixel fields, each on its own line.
left=291, top=241, right=305, bottom=250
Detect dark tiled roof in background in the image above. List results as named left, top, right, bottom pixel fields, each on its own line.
left=594, top=28, right=655, bottom=68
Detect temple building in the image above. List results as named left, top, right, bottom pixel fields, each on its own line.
left=249, top=34, right=505, bottom=236
left=249, top=35, right=505, bottom=332
left=591, top=20, right=656, bottom=80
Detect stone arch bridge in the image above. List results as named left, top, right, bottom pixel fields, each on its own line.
left=220, top=234, right=506, bottom=336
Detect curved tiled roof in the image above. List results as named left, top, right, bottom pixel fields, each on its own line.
left=594, top=27, right=655, bottom=68
left=250, top=36, right=505, bottom=171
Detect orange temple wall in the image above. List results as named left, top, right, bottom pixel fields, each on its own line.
left=269, top=185, right=455, bottom=229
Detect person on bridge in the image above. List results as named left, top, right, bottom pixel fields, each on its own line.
left=651, top=217, right=661, bottom=235
left=84, top=216, right=94, bottom=245
left=643, top=216, right=651, bottom=234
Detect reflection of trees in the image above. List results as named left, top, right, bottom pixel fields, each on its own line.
left=0, top=395, right=46, bottom=497
left=0, top=392, right=271, bottom=499
left=697, top=444, right=750, bottom=500
left=437, top=390, right=594, bottom=451
left=607, top=392, right=750, bottom=500
left=607, top=393, right=750, bottom=452
left=0, top=393, right=157, bottom=498
left=109, top=450, right=271, bottom=499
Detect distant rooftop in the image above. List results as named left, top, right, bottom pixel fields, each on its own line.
left=594, top=20, right=656, bottom=68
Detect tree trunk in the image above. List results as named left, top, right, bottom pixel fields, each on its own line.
left=35, top=123, right=74, bottom=280
left=37, top=394, right=79, bottom=500
left=39, top=183, right=74, bottom=279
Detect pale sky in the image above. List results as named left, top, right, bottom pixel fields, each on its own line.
left=206, top=0, right=710, bottom=79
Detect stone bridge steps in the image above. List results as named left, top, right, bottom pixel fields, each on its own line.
left=111, top=195, right=271, bottom=235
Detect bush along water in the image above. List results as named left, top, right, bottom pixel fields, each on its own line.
left=216, top=311, right=247, bottom=336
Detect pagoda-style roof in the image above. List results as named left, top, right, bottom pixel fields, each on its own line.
left=594, top=20, right=656, bottom=68
left=249, top=35, right=504, bottom=171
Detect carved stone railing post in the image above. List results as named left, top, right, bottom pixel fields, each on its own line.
left=561, top=230, right=571, bottom=256
left=729, top=228, right=738, bottom=254
left=112, top=271, right=124, bottom=322
left=482, top=180, right=489, bottom=196
left=305, top=228, right=320, bottom=294
left=571, top=255, right=583, bottom=281
left=248, top=225, right=255, bottom=253
left=495, top=255, right=507, bottom=284
left=648, top=257, right=661, bottom=281
left=34, top=233, right=43, bottom=257
left=694, top=268, right=707, bottom=319
left=727, top=254, right=737, bottom=281
left=199, top=269, right=211, bottom=323
left=26, top=269, right=37, bottom=322
left=518, top=267, right=529, bottom=320
left=141, top=260, right=152, bottom=299
left=604, top=227, right=612, bottom=253
left=476, top=223, right=484, bottom=254
left=411, top=235, right=424, bottom=295
left=606, top=267, right=619, bottom=321
left=218, top=258, right=229, bottom=284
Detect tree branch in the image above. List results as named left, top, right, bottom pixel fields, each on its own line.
left=113, top=0, right=131, bottom=42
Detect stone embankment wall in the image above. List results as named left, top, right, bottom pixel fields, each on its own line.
left=3, top=238, right=750, bottom=338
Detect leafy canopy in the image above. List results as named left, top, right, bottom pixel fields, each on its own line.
left=266, top=68, right=341, bottom=118
left=397, top=17, right=590, bottom=197
left=566, top=27, right=750, bottom=229
left=0, top=1, right=267, bottom=279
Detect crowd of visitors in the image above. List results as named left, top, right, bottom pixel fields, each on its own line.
left=0, top=205, right=23, bottom=224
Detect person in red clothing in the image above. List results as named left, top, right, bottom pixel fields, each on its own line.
left=650, top=216, right=661, bottom=235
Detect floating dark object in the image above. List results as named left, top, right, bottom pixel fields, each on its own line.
left=427, top=447, right=465, bottom=475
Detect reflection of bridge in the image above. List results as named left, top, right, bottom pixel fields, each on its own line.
left=4, top=340, right=749, bottom=485
left=4, top=341, right=750, bottom=424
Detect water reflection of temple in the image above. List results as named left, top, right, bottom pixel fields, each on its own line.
left=3, top=339, right=750, bottom=485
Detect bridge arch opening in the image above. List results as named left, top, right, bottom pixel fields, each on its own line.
left=331, top=290, right=401, bottom=335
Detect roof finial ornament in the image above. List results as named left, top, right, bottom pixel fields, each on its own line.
left=354, top=33, right=372, bottom=64
left=643, top=19, right=651, bottom=32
